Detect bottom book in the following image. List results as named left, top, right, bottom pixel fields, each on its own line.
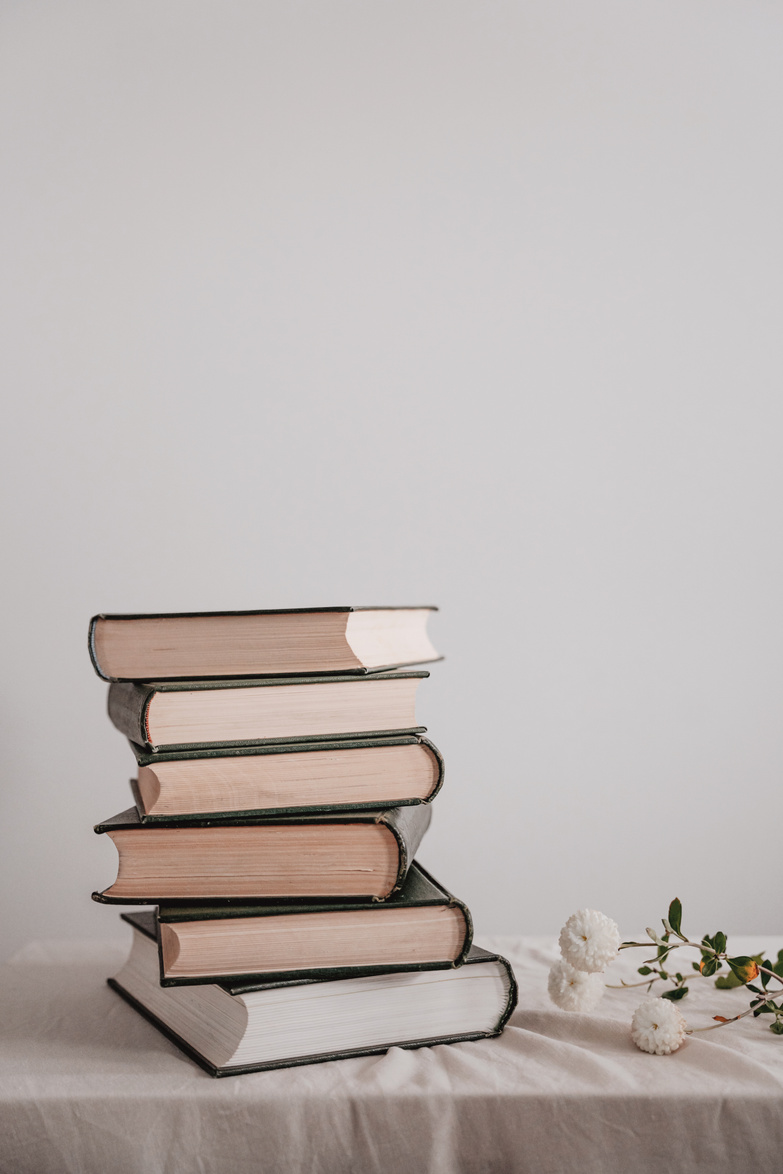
left=110, top=911, right=518, bottom=1077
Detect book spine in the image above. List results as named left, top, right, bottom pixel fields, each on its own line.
left=494, top=953, right=519, bottom=1033
left=420, top=737, right=445, bottom=802
left=88, top=615, right=112, bottom=681
left=108, top=683, right=154, bottom=747
left=400, top=860, right=472, bottom=965
left=452, top=900, right=474, bottom=967
left=375, top=804, right=433, bottom=898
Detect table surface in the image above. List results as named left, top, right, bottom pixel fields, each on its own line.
left=2, top=932, right=782, bottom=1174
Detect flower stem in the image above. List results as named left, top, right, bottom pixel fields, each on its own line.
left=606, top=977, right=661, bottom=989
left=621, top=938, right=783, bottom=988
left=687, top=999, right=774, bottom=1033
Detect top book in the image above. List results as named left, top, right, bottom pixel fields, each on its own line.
left=89, top=606, right=440, bottom=682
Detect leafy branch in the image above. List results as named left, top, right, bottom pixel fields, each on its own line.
left=616, top=899, right=783, bottom=1037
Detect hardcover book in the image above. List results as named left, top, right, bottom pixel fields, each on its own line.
left=108, top=671, right=429, bottom=752
left=152, top=862, right=472, bottom=985
left=90, top=606, right=440, bottom=681
left=129, top=734, right=444, bottom=820
left=110, top=911, right=518, bottom=1077
left=93, top=803, right=431, bottom=902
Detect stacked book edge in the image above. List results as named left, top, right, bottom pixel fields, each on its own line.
left=88, top=605, right=517, bottom=1074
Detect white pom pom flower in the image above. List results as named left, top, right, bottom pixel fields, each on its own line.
left=547, top=959, right=606, bottom=1012
left=558, top=909, right=620, bottom=973
left=631, top=998, right=688, bottom=1055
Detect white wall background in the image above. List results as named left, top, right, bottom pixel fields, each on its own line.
left=2, top=0, right=782, bottom=960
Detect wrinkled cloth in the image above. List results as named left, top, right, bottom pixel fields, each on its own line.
left=1, top=934, right=782, bottom=1174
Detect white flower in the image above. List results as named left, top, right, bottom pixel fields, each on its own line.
left=631, top=998, right=688, bottom=1055
left=558, top=909, right=620, bottom=973
left=547, top=959, right=605, bottom=1012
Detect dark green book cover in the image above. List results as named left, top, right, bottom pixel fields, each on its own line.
left=108, top=670, right=429, bottom=752
left=89, top=605, right=441, bottom=681
left=147, top=861, right=472, bottom=986
left=128, top=733, right=444, bottom=821
left=92, top=801, right=432, bottom=904
left=109, top=913, right=518, bottom=1078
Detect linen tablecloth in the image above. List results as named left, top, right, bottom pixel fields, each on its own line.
left=1, top=933, right=782, bottom=1173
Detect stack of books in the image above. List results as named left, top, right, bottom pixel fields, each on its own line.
left=89, top=607, right=517, bottom=1076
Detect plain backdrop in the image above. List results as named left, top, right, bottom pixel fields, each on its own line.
left=2, top=0, right=782, bottom=960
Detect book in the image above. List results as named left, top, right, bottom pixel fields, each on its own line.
left=108, top=671, right=429, bottom=753
left=129, top=734, right=444, bottom=821
left=92, top=803, right=432, bottom=902
left=89, top=606, right=440, bottom=681
left=152, top=862, right=472, bottom=985
left=110, top=911, right=518, bottom=1077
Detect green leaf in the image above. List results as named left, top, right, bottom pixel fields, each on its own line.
left=701, top=957, right=719, bottom=978
left=667, top=898, right=683, bottom=936
left=769, top=1021, right=783, bottom=1035
left=713, top=932, right=727, bottom=954
left=761, top=962, right=772, bottom=989
left=659, top=970, right=668, bottom=981
left=692, top=962, right=702, bottom=972
left=637, top=966, right=652, bottom=976
left=715, top=972, right=743, bottom=990
left=661, top=987, right=688, bottom=1001
left=728, top=956, right=761, bottom=984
